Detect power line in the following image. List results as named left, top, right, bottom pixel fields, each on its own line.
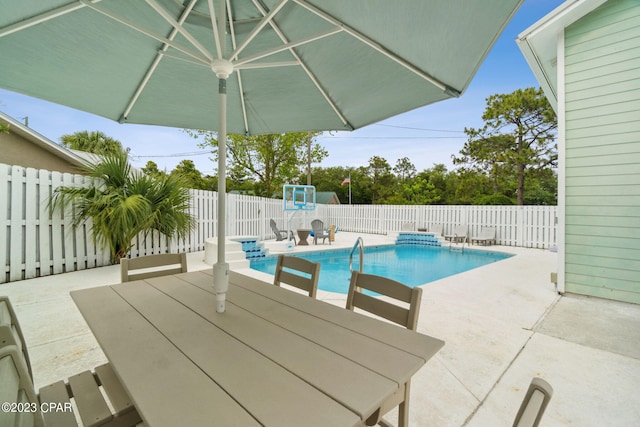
left=133, top=151, right=211, bottom=158
left=132, top=126, right=466, bottom=160
left=320, top=135, right=464, bottom=140
left=374, top=123, right=465, bottom=133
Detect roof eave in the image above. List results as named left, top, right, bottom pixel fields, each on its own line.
left=516, top=0, right=609, bottom=112
left=0, top=111, right=89, bottom=169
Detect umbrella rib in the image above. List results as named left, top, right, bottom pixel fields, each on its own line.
left=229, top=0, right=290, bottom=61
left=0, top=0, right=95, bottom=38
left=234, top=27, right=342, bottom=67
left=250, top=0, right=351, bottom=129
left=206, top=0, right=223, bottom=59
left=158, top=51, right=213, bottom=67
left=145, top=0, right=214, bottom=61
left=121, top=0, right=201, bottom=122
left=292, top=0, right=461, bottom=97
left=235, top=61, right=298, bottom=69
left=79, top=0, right=210, bottom=65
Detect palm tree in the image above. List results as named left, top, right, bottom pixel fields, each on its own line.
left=51, top=152, right=194, bottom=263
left=60, top=130, right=125, bottom=155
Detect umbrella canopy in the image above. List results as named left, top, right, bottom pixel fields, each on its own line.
left=1, top=0, right=523, bottom=311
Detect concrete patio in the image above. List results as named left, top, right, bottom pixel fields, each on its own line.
left=2, top=231, right=639, bottom=426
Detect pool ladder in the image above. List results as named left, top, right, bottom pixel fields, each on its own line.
left=448, top=233, right=467, bottom=253
left=349, top=237, right=364, bottom=273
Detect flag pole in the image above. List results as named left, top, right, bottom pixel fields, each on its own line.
left=348, top=173, right=351, bottom=205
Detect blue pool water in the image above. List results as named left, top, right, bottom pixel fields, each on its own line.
left=250, top=245, right=513, bottom=294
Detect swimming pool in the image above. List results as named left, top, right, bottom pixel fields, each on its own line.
left=250, top=245, right=513, bottom=294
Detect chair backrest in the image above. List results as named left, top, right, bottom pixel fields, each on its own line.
left=0, top=297, right=44, bottom=427
left=454, top=224, right=468, bottom=237
left=513, top=377, right=553, bottom=427
left=430, top=224, right=444, bottom=236
left=0, top=296, right=33, bottom=380
left=311, top=219, right=325, bottom=234
left=482, top=227, right=497, bottom=238
left=401, top=222, right=415, bottom=231
left=346, top=271, right=422, bottom=330
left=273, top=255, right=321, bottom=298
left=270, top=219, right=288, bottom=241
left=121, top=252, right=188, bottom=282
left=270, top=219, right=279, bottom=234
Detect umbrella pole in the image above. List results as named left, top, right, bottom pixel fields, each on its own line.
left=214, top=76, right=229, bottom=313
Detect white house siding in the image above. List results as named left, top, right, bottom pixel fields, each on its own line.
left=563, top=0, right=640, bottom=303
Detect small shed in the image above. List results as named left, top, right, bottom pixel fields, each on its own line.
left=518, top=0, right=640, bottom=303
left=0, top=111, right=88, bottom=173
left=316, top=192, right=341, bottom=205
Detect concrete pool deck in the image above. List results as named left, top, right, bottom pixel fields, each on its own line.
left=2, top=231, right=639, bottom=426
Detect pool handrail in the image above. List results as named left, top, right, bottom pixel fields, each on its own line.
left=349, top=237, right=364, bottom=273
left=449, top=232, right=467, bottom=253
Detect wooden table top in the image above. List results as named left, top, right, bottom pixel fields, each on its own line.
left=71, top=270, right=444, bottom=427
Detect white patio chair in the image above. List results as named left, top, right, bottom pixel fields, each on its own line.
left=121, top=252, right=187, bottom=282
left=444, top=224, right=468, bottom=243
left=513, top=377, right=553, bottom=427
left=0, top=296, right=142, bottom=427
left=346, top=271, right=423, bottom=427
left=273, top=254, right=321, bottom=298
left=471, top=227, right=497, bottom=245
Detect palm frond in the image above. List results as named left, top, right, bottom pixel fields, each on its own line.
left=50, top=152, right=195, bottom=263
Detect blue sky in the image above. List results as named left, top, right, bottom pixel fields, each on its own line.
left=0, top=0, right=564, bottom=175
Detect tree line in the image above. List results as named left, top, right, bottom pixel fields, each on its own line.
left=59, top=87, right=557, bottom=206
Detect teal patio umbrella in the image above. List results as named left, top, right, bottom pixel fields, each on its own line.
left=0, top=0, right=523, bottom=312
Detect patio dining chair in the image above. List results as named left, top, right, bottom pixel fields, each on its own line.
left=345, top=271, right=423, bottom=427
left=0, top=296, right=142, bottom=427
left=273, top=254, right=321, bottom=298
left=120, top=252, right=187, bottom=282
left=513, top=377, right=554, bottom=427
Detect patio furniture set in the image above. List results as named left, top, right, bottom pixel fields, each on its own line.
left=413, top=223, right=497, bottom=246
left=1, top=252, right=552, bottom=427
left=270, top=218, right=332, bottom=246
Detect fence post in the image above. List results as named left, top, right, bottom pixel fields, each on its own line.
left=517, top=206, right=525, bottom=247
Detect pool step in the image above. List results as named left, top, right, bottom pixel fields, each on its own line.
left=203, top=237, right=250, bottom=269
left=396, top=231, right=442, bottom=247
left=235, top=237, right=269, bottom=259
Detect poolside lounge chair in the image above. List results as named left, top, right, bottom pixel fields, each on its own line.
left=273, top=254, right=321, bottom=298
left=513, top=377, right=553, bottom=427
left=120, top=252, right=187, bottom=282
left=471, top=227, right=497, bottom=245
left=346, top=271, right=422, bottom=427
left=0, top=296, right=142, bottom=427
left=270, top=219, right=296, bottom=244
left=429, top=224, right=444, bottom=236
left=444, top=224, right=468, bottom=243
left=401, top=222, right=415, bottom=231
left=311, top=219, right=330, bottom=245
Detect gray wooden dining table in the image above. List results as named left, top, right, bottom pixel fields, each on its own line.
left=70, top=269, right=444, bottom=427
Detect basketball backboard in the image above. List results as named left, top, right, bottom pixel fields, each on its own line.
left=283, top=185, right=316, bottom=211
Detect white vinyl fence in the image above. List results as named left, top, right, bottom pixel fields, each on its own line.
left=322, top=204, right=557, bottom=249
left=1, top=164, right=557, bottom=284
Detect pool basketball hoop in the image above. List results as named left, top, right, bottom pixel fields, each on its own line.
left=283, top=185, right=316, bottom=211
